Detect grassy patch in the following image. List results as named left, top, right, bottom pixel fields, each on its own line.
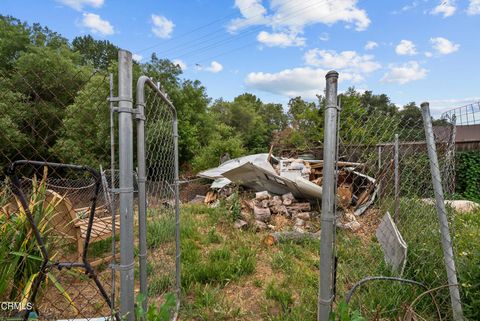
left=145, top=198, right=478, bottom=320
left=147, top=213, right=176, bottom=248
left=182, top=243, right=256, bottom=288
left=454, top=208, right=480, bottom=319
left=182, top=284, right=243, bottom=320
left=265, top=281, right=293, bottom=312
left=148, top=274, right=173, bottom=296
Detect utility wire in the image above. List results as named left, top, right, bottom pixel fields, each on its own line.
left=138, top=0, right=322, bottom=59
left=135, top=0, right=269, bottom=54
left=171, top=0, right=328, bottom=62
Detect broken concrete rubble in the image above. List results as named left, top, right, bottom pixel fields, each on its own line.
left=254, top=220, right=268, bottom=231
left=189, top=195, right=206, bottom=204
left=282, top=192, right=295, bottom=205
left=234, top=219, right=248, bottom=230
left=254, top=205, right=271, bottom=222
left=237, top=191, right=319, bottom=234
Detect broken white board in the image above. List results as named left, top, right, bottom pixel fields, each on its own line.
left=375, top=212, right=407, bottom=275
left=197, top=153, right=276, bottom=179
left=222, top=162, right=322, bottom=200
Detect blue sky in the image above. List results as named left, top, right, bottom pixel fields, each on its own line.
left=1, top=0, right=479, bottom=116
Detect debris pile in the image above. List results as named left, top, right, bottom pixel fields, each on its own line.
left=195, top=153, right=384, bottom=234
left=242, top=191, right=318, bottom=233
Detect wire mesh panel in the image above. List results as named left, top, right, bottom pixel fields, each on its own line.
left=441, top=101, right=480, bottom=126
left=0, top=41, right=118, bottom=320
left=2, top=161, right=118, bottom=321
left=329, top=97, right=463, bottom=320
left=137, top=77, right=180, bottom=317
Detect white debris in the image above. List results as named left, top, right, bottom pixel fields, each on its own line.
left=376, top=212, right=407, bottom=274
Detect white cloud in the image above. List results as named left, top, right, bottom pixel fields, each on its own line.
left=319, top=32, right=329, bottom=41
left=172, top=59, right=187, bottom=70
left=269, top=0, right=370, bottom=31
left=304, top=49, right=381, bottom=80
left=197, top=61, right=223, bottom=73
left=257, top=31, right=305, bottom=47
left=57, top=0, right=103, bottom=11
left=81, top=13, right=114, bottom=36
left=245, top=67, right=360, bottom=99
left=430, top=37, right=459, bottom=55
left=381, top=61, right=427, bottom=84
left=229, top=0, right=370, bottom=46
left=431, top=0, right=456, bottom=17
left=392, top=1, right=421, bottom=14
left=228, top=0, right=269, bottom=32
left=151, top=14, right=174, bottom=39
left=132, top=54, right=143, bottom=62
left=424, top=51, right=433, bottom=57
left=395, top=40, right=417, bottom=56
left=364, top=41, right=378, bottom=50
left=468, top=0, right=480, bottom=15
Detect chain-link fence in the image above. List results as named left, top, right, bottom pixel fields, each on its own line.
left=0, top=48, right=181, bottom=320
left=317, top=73, right=468, bottom=320
left=0, top=46, right=120, bottom=320
left=135, top=76, right=181, bottom=317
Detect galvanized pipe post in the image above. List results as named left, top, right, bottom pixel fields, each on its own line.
left=318, top=70, right=339, bottom=321
left=108, top=73, right=117, bottom=314
left=118, top=50, right=135, bottom=321
left=136, top=77, right=148, bottom=313
left=421, top=102, right=464, bottom=321
left=394, top=134, right=400, bottom=223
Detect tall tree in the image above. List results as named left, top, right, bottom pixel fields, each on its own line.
left=72, top=35, right=118, bottom=70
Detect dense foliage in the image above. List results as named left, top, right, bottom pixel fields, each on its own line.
left=455, top=152, right=480, bottom=202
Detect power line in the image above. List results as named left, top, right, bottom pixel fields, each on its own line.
left=169, top=0, right=326, bottom=61
left=137, top=0, right=320, bottom=59
left=174, top=1, right=335, bottom=59
left=188, top=2, right=356, bottom=65
left=135, top=0, right=263, bottom=54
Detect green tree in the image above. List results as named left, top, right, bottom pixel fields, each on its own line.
left=0, top=15, right=30, bottom=71
left=52, top=72, right=111, bottom=167
left=72, top=35, right=119, bottom=70
left=286, top=97, right=323, bottom=149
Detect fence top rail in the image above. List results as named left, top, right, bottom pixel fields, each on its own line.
left=136, top=75, right=177, bottom=119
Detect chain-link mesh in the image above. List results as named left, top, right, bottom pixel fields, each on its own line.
left=329, top=99, right=464, bottom=319
left=141, top=81, right=180, bottom=313
left=0, top=47, right=118, bottom=320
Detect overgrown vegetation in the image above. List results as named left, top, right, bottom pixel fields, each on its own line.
left=0, top=169, right=75, bottom=311
left=142, top=198, right=479, bottom=320
left=455, top=151, right=480, bottom=202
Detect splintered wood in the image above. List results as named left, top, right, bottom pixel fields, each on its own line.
left=204, top=191, right=217, bottom=204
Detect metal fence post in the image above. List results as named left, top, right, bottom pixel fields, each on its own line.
left=318, top=70, right=339, bottom=321
left=118, top=50, right=135, bottom=321
left=136, top=77, right=148, bottom=313
left=394, top=134, right=400, bottom=223
left=421, top=102, right=464, bottom=321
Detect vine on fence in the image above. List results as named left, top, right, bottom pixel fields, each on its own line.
left=455, top=152, right=480, bottom=202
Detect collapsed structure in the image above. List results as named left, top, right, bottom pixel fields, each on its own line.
left=198, top=153, right=379, bottom=216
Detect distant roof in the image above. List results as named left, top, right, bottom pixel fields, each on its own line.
left=434, top=124, right=480, bottom=143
